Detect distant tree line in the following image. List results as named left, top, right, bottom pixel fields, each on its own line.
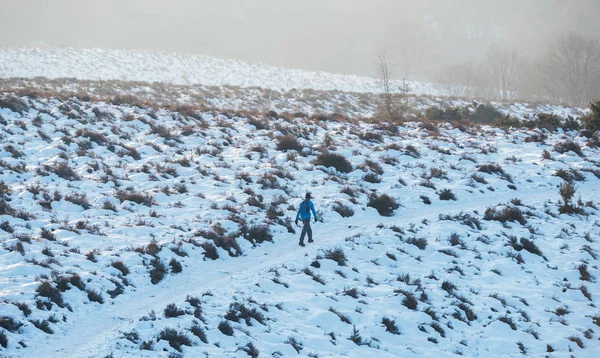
left=434, top=32, right=600, bottom=106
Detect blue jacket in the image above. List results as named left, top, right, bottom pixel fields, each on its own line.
left=296, top=199, right=317, bottom=221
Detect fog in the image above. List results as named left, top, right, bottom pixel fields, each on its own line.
left=1, top=0, right=599, bottom=80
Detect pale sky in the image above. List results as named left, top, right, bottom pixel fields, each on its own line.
left=1, top=0, right=599, bottom=79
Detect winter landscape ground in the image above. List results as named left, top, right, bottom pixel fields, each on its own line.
left=0, top=47, right=599, bottom=357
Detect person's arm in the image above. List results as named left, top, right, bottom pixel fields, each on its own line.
left=295, top=205, right=300, bottom=224
left=310, top=201, right=317, bottom=221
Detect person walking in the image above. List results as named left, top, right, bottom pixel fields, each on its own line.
left=295, top=193, right=318, bottom=246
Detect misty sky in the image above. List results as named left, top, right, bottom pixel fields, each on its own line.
left=1, top=0, right=599, bottom=80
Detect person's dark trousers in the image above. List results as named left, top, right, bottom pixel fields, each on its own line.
left=299, top=219, right=312, bottom=244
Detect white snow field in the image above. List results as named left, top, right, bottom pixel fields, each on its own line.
left=0, top=47, right=599, bottom=358
left=0, top=47, right=440, bottom=95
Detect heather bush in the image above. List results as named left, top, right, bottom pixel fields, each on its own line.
left=484, top=206, right=527, bottom=224
left=65, top=192, right=91, bottom=209
left=553, top=140, right=583, bottom=156
left=314, top=152, right=353, bottom=173
left=164, top=303, right=185, bottom=318
left=276, top=135, right=303, bottom=151
left=224, top=302, right=266, bottom=326
left=323, top=247, right=347, bottom=266
left=582, top=100, right=600, bottom=132
left=115, top=190, right=156, bottom=207
left=0, top=95, right=29, bottom=114
left=438, top=188, right=456, bottom=201
left=158, top=328, right=192, bottom=352
left=382, top=317, right=401, bottom=335
left=367, top=193, right=399, bottom=216
left=332, top=201, right=354, bottom=217
left=149, top=258, right=167, bottom=284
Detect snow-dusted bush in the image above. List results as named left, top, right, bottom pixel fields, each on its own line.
left=224, top=302, right=266, bottom=326
left=314, top=152, right=353, bottom=173
left=115, top=189, right=156, bottom=207
left=553, top=140, right=583, bottom=156
left=217, top=321, right=234, bottom=336
left=438, top=188, right=456, bottom=201
left=164, top=303, right=185, bottom=318
left=149, top=258, right=167, bottom=284
left=276, top=135, right=302, bottom=152
left=323, top=247, right=347, bottom=266
left=332, top=201, right=354, bottom=217
left=158, top=328, right=192, bottom=352
left=484, top=206, right=527, bottom=224
left=367, top=192, right=399, bottom=216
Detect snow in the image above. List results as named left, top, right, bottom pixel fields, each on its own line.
left=0, top=47, right=599, bottom=358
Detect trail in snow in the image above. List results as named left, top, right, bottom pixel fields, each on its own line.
left=22, top=183, right=598, bottom=358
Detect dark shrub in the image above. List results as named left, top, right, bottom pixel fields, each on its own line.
left=164, top=303, right=185, bottom=318
left=0, top=330, right=6, bottom=348
left=363, top=172, right=382, bottom=184
left=535, top=113, right=562, bottom=131
left=86, top=289, right=104, bottom=304
left=438, top=188, right=456, bottom=201
left=329, top=306, right=351, bottom=324
left=332, top=202, right=354, bottom=217
left=499, top=315, right=517, bottom=330
left=51, top=162, right=80, bottom=181
left=404, top=145, right=421, bottom=158
left=190, top=324, right=208, bottom=344
left=578, top=264, right=591, bottom=281
left=367, top=193, right=399, bottom=216
left=314, top=152, right=353, bottom=173
left=36, top=281, right=64, bottom=308
left=477, top=163, right=512, bottom=182
left=400, top=291, right=418, bottom=310
left=224, top=302, right=266, bottom=326
left=240, top=342, right=260, bottom=358
left=158, top=328, right=192, bottom=352
left=31, top=319, right=53, bottom=334
left=149, top=258, right=167, bottom=284
left=406, top=237, right=428, bottom=250
left=469, top=104, right=502, bottom=124
left=169, top=258, right=182, bottom=273
left=65, top=192, right=91, bottom=210
left=484, top=206, right=527, bottom=225
left=111, top=260, right=129, bottom=276
left=0, top=95, right=29, bottom=114
left=248, top=117, right=269, bottom=130
left=324, top=247, right=347, bottom=266
left=218, top=321, right=234, bottom=336
left=243, top=224, right=273, bottom=244
left=582, top=100, right=600, bottom=132
left=276, top=135, right=303, bottom=151
left=562, top=116, right=581, bottom=132
left=0, top=316, right=22, bottom=332
left=200, top=241, right=219, bottom=260
left=425, top=106, right=462, bottom=122
left=40, top=228, right=56, bottom=241
left=553, top=140, right=583, bottom=156
left=285, top=336, right=303, bottom=353
left=520, top=238, right=543, bottom=257
left=116, top=190, right=156, bottom=206
left=382, top=317, right=400, bottom=335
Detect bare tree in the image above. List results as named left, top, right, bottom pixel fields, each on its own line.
left=435, top=61, right=480, bottom=98
left=485, top=45, right=522, bottom=101
left=538, top=33, right=600, bottom=106
left=377, top=50, right=394, bottom=119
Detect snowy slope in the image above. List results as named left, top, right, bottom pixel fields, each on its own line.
left=0, top=91, right=599, bottom=357
left=0, top=47, right=440, bottom=95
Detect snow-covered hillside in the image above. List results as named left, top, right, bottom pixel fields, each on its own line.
left=0, top=90, right=599, bottom=357
left=0, top=47, right=441, bottom=95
